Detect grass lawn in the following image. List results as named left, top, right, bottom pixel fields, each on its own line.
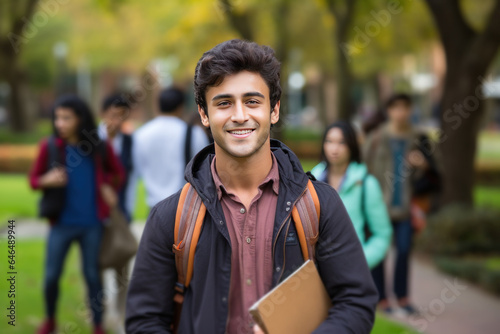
left=0, top=239, right=90, bottom=333
left=0, top=238, right=416, bottom=333
left=477, top=131, right=500, bottom=162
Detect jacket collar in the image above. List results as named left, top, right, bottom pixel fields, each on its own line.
left=184, top=139, right=309, bottom=211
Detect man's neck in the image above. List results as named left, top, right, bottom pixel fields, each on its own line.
left=214, top=142, right=273, bottom=207
left=388, top=121, right=411, bottom=136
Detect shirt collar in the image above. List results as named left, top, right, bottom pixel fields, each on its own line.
left=210, top=153, right=280, bottom=200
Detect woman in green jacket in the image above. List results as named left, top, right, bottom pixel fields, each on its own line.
left=311, top=121, right=392, bottom=269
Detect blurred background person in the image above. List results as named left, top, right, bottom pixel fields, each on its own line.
left=29, top=95, right=124, bottom=334
left=363, top=93, right=427, bottom=315
left=99, top=93, right=134, bottom=221
left=311, top=121, right=392, bottom=269
left=98, top=93, right=134, bottom=333
left=129, top=86, right=209, bottom=211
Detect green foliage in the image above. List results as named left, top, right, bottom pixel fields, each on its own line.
left=417, top=205, right=500, bottom=256
left=0, top=120, right=51, bottom=144
left=475, top=186, right=500, bottom=209
left=435, top=256, right=500, bottom=296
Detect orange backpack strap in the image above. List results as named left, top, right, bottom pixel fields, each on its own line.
left=292, top=180, right=321, bottom=262
left=173, top=183, right=206, bottom=304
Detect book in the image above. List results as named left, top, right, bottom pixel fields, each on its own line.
left=249, top=260, right=332, bottom=334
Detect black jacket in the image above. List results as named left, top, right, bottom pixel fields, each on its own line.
left=126, top=140, right=378, bottom=333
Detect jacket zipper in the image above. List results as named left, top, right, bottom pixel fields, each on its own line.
left=272, top=185, right=308, bottom=282
left=277, top=221, right=291, bottom=283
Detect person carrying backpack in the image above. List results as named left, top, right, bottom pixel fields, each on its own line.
left=311, top=121, right=392, bottom=269
left=125, top=39, right=377, bottom=334
left=29, top=95, right=125, bottom=334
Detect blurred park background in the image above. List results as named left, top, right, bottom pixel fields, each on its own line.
left=1, top=0, right=500, bottom=333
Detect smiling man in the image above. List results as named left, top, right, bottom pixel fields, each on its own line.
left=126, top=39, right=377, bottom=334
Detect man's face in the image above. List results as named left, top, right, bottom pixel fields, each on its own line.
left=198, top=71, right=280, bottom=159
left=102, top=106, right=128, bottom=136
left=387, top=100, right=412, bottom=126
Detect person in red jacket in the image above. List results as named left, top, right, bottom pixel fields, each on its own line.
left=29, top=95, right=125, bottom=334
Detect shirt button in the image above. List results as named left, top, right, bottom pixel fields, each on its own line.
left=285, top=207, right=290, bottom=211
left=275, top=266, right=281, bottom=272
left=246, top=237, right=251, bottom=244
left=287, top=201, right=291, bottom=206
left=222, top=297, right=227, bottom=303
left=246, top=279, right=252, bottom=285
left=240, top=208, right=246, bottom=214
left=219, top=220, right=223, bottom=225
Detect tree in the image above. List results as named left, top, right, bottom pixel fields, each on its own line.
left=425, top=0, right=500, bottom=206
left=0, top=0, right=39, bottom=132
left=325, top=0, right=357, bottom=120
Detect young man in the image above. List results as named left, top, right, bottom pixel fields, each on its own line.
left=98, top=93, right=134, bottom=332
left=99, top=93, right=134, bottom=220
left=363, top=93, right=426, bottom=315
left=129, top=87, right=209, bottom=210
left=126, top=39, right=377, bottom=334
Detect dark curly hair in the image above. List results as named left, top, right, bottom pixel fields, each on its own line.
left=194, top=39, right=281, bottom=114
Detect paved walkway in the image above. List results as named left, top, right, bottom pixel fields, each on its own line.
left=3, top=219, right=500, bottom=334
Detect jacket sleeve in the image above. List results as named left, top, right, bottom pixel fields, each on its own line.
left=29, top=139, right=49, bottom=190
left=363, top=175, right=392, bottom=269
left=104, top=142, right=125, bottom=191
left=125, top=196, right=178, bottom=333
left=312, top=182, right=378, bottom=334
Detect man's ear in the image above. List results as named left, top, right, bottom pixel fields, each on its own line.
left=198, top=105, right=210, bottom=128
left=271, top=100, right=280, bottom=125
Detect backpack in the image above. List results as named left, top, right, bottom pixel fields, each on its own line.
left=171, top=179, right=321, bottom=328
left=39, top=136, right=66, bottom=220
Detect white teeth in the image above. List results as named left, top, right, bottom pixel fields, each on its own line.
left=230, top=130, right=253, bottom=135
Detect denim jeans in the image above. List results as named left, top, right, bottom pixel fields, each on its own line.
left=44, top=224, right=103, bottom=324
left=371, top=218, right=413, bottom=300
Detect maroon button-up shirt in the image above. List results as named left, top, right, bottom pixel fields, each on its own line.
left=211, top=154, right=279, bottom=334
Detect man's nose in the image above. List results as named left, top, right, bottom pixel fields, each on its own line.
left=231, top=101, right=248, bottom=123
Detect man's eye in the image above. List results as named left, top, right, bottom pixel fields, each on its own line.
left=217, top=101, right=230, bottom=106
left=246, top=100, right=259, bottom=105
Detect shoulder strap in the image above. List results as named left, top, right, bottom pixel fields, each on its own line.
left=47, top=136, right=58, bottom=170
left=173, top=183, right=206, bottom=303
left=291, top=180, right=321, bottom=262
left=184, top=123, right=193, bottom=167
left=361, top=174, right=372, bottom=241
left=121, top=134, right=133, bottom=172
left=172, top=179, right=321, bottom=300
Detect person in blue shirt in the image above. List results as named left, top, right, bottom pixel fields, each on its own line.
left=363, top=93, right=427, bottom=315
left=30, top=95, right=124, bottom=334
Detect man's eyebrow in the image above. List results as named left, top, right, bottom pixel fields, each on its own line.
left=212, top=94, right=233, bottom=101
left=211, top=92, right=265, bottom=101
left=243, top=92, right=265, bottom=98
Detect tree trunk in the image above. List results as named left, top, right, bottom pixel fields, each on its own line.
left=425, top=0, right=500, bottom=206
left=0, top=0, right=40, bottom=132
left=336, top=47, right=354, bottom=120
left=439, top=71, right=484, bottom=206
left=2, top=54, right=32, bottom=132
left=327, top=0, right=357, bottom=121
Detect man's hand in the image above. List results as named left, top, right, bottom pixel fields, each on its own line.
left=100, top=184, right=118, bottom=208
left=408, top=150, right=428, bottom=169
left=39, top=167, right=67, bottom=188
left=253, top=324, right=265, bottom=334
